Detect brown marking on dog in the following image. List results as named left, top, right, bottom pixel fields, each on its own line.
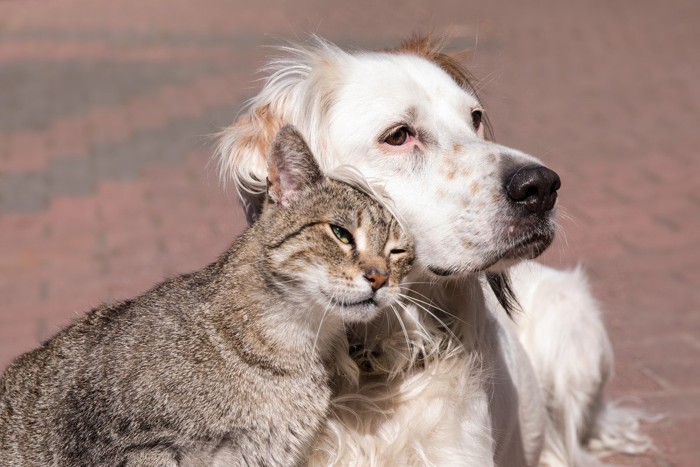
left=390, top=35, right=474, bottom=91
left=453, top=143, right=463, bottom=153
left=230, top=104, right=285, bottom=167
left=440, top=158, right=459, bottom=180
left=470, top=181, right=481, bottom=195
left=461, top=239, right=475, bottom=249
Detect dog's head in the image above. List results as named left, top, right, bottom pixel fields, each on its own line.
left=219, top=36, right=559, bottom=285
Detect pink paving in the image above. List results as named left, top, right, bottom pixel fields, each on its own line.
left=0, top=1, right=698, bottom=465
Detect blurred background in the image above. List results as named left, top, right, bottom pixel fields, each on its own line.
left=0, top=0, right=698, bottom=464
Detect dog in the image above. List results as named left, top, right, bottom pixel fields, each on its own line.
left=217, top=35, right=651, bottom=466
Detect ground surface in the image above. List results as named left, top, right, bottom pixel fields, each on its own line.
left=0, top=1, right=698, bottom=465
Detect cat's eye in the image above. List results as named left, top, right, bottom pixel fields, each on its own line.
left=471, top=109, right=483, bottom=131
left=330, top=225, right=354, bottom=245
left=390, top=248, right=407, bottom=255
left=383, top=126, right=415, bottom=146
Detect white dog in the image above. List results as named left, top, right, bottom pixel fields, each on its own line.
left=218, top=36, right=650, bottom=466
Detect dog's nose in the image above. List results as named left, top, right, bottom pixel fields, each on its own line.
left=506, top=165, right=561, bottom=214
left=364, top=268, right=388, bottom=291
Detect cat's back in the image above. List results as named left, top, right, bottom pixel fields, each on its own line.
left=0, top=324, right=89, bottom=465
left=0, top=269, right=225, bottom=465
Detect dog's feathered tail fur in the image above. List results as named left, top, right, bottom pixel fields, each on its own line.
left=508, top=263, right=654, bottom=466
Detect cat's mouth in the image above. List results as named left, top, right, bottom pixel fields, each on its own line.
left=322, top=291, right=387, bottom=323
left=329, top=296, right=376, bottom=308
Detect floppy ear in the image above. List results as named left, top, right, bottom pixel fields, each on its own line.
left=217, top=103, right=286, bottom=220
left=216, top=39, right=337, bottom=221
left=267, top=125, right=324, bottom=206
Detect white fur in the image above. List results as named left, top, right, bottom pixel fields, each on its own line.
left=217, top=37, right=651, bottom=466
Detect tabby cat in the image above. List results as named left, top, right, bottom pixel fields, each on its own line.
left=0, top=125, right=414, bottom=467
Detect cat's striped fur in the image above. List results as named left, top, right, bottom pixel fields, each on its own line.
left=0, top=126, right=414, bottom=467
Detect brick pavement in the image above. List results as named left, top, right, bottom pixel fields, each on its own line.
left=0, top=1, right=698, bottom=465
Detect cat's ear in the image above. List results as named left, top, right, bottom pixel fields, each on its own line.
left=267, top=125, right=324, bottom=206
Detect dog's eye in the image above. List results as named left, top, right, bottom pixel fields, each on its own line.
left=384, top=126, right=414, bottom=146
left=471, top=109, right=483, bottom=131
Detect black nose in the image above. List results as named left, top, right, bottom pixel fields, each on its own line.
left=506, top=165, right=561, bottom=214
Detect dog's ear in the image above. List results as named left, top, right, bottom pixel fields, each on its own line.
left=217, top=39, right=338, bottom=222
left=218, top=103, right=287, bottom=221
left=267, top=125, right=323, bottom=207
left=391, top=34, right=494, bottom=141
left=393, top=35, right=474, bottom=89
left=486, top=272, right=520, bottom=319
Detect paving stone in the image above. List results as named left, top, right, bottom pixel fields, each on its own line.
left=0, top=171, right=49, bottom=212
left=48, top=156, right=96, bottom=197
left=0, top=60, right=227, bottom=131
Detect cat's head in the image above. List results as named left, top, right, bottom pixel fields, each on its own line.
left=260, top=125, right=414, bottom=323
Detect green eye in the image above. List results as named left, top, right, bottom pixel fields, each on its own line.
left=330, top=225, right=354, bottom=245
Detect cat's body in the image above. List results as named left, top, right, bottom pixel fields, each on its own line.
left=0, top=247, right=328, bottom=466
left=0, top=126, right=413, bottom=467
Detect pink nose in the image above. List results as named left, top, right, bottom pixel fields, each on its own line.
left=364, top=268, right=388, bottom=291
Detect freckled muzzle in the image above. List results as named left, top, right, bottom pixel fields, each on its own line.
left=420, top=156, right=562, bottom=277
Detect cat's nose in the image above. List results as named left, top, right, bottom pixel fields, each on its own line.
left=364, top=268, right=388, bottom=291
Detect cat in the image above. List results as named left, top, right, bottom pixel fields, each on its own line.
left=0, top=125, right=414, bottom=467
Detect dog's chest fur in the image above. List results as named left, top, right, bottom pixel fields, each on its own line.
left=308, top=282, right=544, bottom=467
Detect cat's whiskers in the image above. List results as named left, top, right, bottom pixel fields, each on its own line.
left=388, top=304, right=412, bottom=361
left=396, top=293, right=463, bottom=347
left=399, top=289, right=469, bottom=326
left=270, top=278, right=299, bottom=285
left=393, top=300, right=444, bottom=370
left=313, top=291, right=337, bottom=356
left=397, top=281, right=443, bottom=286
left=393, top=301, right=433, bottom=346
